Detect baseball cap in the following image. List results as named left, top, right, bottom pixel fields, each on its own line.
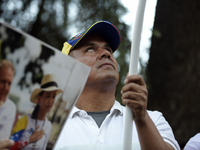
left=62, top=21, right=121, bottom=55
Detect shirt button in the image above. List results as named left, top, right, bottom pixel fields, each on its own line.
left=88, top=120, right=93, bottom=125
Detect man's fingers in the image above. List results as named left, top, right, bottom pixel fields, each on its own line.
left=122, top=83, right=147, bottom=95
left=122, top=92, right=147, bottom=103
left=124, top=74, right=146, bottom=85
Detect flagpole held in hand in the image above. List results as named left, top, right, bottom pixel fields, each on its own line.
left=123, top=0, right=147, bottom=149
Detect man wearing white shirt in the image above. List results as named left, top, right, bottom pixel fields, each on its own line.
left=0, top=59, right=16, bottom=141
left=55, top=21, right=180, bottom=150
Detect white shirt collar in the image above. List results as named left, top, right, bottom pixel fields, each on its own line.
left=69, top=100, right=123, bottom=119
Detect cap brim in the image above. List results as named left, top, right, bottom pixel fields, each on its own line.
left=72, top=21, right=121, bottom=52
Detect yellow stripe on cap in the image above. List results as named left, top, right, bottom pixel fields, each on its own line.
left=62, top=42, right=72, bottom=55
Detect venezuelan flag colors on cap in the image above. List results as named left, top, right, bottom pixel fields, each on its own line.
left=62, top=21, right=121, bottom=55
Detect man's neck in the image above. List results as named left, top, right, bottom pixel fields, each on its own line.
left=0, top=98, right=7, bottom=107
left=75, top=86, right=116, bottom=112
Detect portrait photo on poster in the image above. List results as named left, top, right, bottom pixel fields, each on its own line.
left=0, top=21, right=90, bottom=150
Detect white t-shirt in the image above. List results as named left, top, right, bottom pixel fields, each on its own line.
left=20, top=115, right=52, bottom=150
left=0, top=98, right=16, bottom=140
left=55, top=101, right=180, bottom=150
left=184, top=133, right=200, bottom=150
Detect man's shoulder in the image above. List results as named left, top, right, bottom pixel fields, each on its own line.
left=147, top=110, right=163, bottom=120
left=3, top=98, right=16, bottom=109
left=147, top=110, right=162, bottom=115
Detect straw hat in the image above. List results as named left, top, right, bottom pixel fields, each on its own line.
left=30, top=74, right=63, bottom=103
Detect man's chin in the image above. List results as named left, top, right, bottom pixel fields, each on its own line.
left=99, top=74, right=119, bottom=84
left=0, top=97, right=6, bottom=102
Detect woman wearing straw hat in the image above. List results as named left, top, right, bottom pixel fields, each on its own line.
left=10, top=74, right=63, bottom=150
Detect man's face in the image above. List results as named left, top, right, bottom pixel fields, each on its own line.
left=0, top=67, right=14, bottom=102
left=70, top=34, right=119, bottom=86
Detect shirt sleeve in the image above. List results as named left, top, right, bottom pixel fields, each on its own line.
left=148, top=111, right=181, bottom=150
left=184, top=133, right=200, bottom=150
left=0, top=100, right=16, bottom=140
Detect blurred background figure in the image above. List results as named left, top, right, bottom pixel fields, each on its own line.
left=10, top=74, right=63, bottom=150
left=0, top=59, right=16, bottom=140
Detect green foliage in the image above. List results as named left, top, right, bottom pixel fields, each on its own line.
left=1, top=0, right=72, bottom=50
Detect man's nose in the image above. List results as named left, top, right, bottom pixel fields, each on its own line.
left=99, top=49, right=112, bottom=59
left=4, top=83, right=10, bottom=91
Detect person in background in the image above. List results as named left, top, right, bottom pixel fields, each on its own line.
left=55, top=21, right=180, bottom=150
left=184, top=133, right=200, bottom=150
left=10, top=74, right=63, bottom=150
left=0, top=59, right=16, bottom=141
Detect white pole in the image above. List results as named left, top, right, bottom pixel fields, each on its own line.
left=123, top=0, right=147, bottom=149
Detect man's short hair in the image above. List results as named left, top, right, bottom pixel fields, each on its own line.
left=0, top=59, right=15, bottom=73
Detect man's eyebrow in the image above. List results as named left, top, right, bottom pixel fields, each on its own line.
left=84, top=42, right=112, bottom=49
left=104, top=43, right=112, bottom=49
left=84, top=43, right=96, bottom=47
